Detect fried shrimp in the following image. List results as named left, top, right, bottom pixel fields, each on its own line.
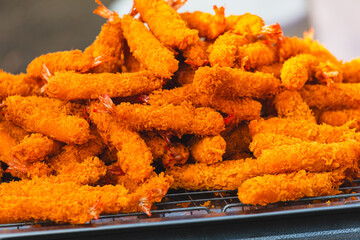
left=43, top=70, right=164, bottom=100
left=133, top=0, right=199, bottom=50
left=342, top=58, right=360, bottom=83
left=238, top=170, right=344, bottom=206
left=180, top=6, right=226, bottom=40
left=274, top=90, right=316, bottom=123
left=4, top=96, right=90, bottom=144
left=98, top=94, right=225, bottom=136
left=318, top=108, right=360, bottom=131
left=121, top=15, right=178, bottom=78
left=237, top=41, right=277, bottom=70
left=188, top=135, right=226, bottom=164
left=0, top=71, right=39, bottom=100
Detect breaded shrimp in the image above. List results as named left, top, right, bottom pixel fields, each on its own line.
left=166, top=159, right=256, bottom=190
left=99, top=95, right=225, bottom=136
left=0, top=173, right=172, bottom=224
left=121, top=15, right=178, bottom=78
left=299, top=83, right=360, bottom=110
left=226, top=13, right=264, bottom=35
left=208, top=32, right=249, bottom=67
left=238, top=170, right=343, bottom=206
left=193, top=66, right=280, bottom=100
left=133, top=0, right=199, bottom=50
left=4, top=96, right=90, bottom=144
left=143, top=132, right=189, bottom=167
left=188, top=135, right=226, bottom=164
left=180, top=6, right=226, bottom=40
left=250, top=133, right=304, bottom=157
left=274, top=90, right=316, bottom=123
left=249, top=118, right=358, bottom=143
left=342, top=58, right=360, bottom=83
left=89, top=101, right=154, bottom=183
left=43, top=70, right=164, bottom=100
left=237, top=41, right=277, bottom=70
left=256, top=63, right=283, bottom=79
left=277, top=36, right=310, bottom=62
left=0, top=121, right=29, bottom=142
left=181, top=39, right=209, bottom=68
left=0, top=71, right=39, bottom=100
left=318, top=108, right=360, bottom=131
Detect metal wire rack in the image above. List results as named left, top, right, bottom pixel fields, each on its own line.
left=2, top=179, right=360, bottom=237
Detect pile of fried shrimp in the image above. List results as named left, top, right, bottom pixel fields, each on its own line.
left=1, top=0, right=360, bottom=225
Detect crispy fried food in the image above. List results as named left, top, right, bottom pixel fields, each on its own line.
left=44, top=70, right=164, bottom=100
left=250, top=133, right=304, bottom=157
left=83, top=0, right=124, bottom=73
left=188, top=135, right=226, bottom=164
left=0, top=121, right=29, bottom=142
left=56, top=156, right=107, bottom=185
left=121, top=15, right=178, bottom=78
left=226, top=13, right=264, bottom=35
left=222, top=123, right=252, bottom=159
left=143, top=132, right=189, bottom=167
left=254, top=140, right=360, bottom=174
left=256, top=63, right=283, bottom=79
left=122, top=43, right=144, bottom=73
left=299, top=83, right=360, bottom=110
left=174, top=63, right=195, bottom=86
left=0, top=71, right=39, bottom=100
left=249, top=118, right=358, bottom=143
left=133, top=0, right=198, bottom=50
left=277, top=36, right=310, bottom=62
left=280, top=54, right=318, bottom=90
left=11, top=133, right=62, bottom=163
left=237, top=41, right=277, bottom=70
left=99, top=95, right=224, bottom=136
left=208, top=32, right=249, bottom=67
left=166, top=159, right=256, bottom=190
left=193, top=66, right=280, bottom=99
left=0, top=173, right=172, bottom=224
left=147, top=85, right=262, bottom=124
left=318, top=108, right=360, bottom=131
left=180, top=6, right=225, bottom=40
left=274, top=90, right=316, bottom=123
left=4, top=96, right=90, bottom=144
left=342, top=58, right=360, bottom=83
left=181, top=39, right=208, bottom=68
left=238, top=170, right=344, bottom=206
left=89, top=102, right=154, bottom=183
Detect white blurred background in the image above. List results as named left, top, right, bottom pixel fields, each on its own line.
left=0, top=0, right=359, bottom=74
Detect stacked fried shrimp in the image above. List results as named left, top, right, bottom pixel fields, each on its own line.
left=1, top=0, right=360, bottom=225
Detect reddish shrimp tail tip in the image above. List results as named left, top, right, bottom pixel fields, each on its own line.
left=167, top=0, right=187, bottom=10
left=94, top=0, right=117, bottom=21
left=99, top=93, right=114, bottom=112
left=224, top=113, right=234, bottom=126
left=137, top=94, right=149, bottom=104
left=304, top=27, right=315, bottom=40
left=213, top=5, right=225, bottom=17
left=89, top=196, right=103, bottom=220
left=139, top=197, right=152, bottom=217
left=41, top=63, right=51, bottom=82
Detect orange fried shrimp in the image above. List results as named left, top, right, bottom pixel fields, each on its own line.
left=188, top=135, right=226, bottom=165
left=256, top=63, right=283, bottom=79
left=0, top=121, right=28, bottom=142
left=222, top=123, right=252, bottom=159
left=180, top=6, right=226, bottom=40
left=133, top=0, right=198, bottom=50
left=11, top=133, right=62, bottom=163
left=193, top=66, right=280, bottom=100
left=299, top=83, right=360, bottom=110
left=226, top=13, right=264, bottom=35
left=43, top=70, right=164, bottom=100
left=4, top=96, right=90, bottom=144
left=342, top=58, right=360, bottom=83
left=56, top=156, right=107, bottom=185
left=254, top=140, right=360, bottom=174
left=99, top=95, right=225, bottom=136
left=89, top=101, right=154, bottom=183
left=143, top=133, right=189, bottom=167
left=277, top=36, right=310, bottom=62
left=47, top=131, right=106, bottom=173
left=250, top=133, right=305, bottom=157
left=121, top=15, right=178, bottom=78
left=237, top=41, right=277, bottom=70
left=274, top=90, right=316, bottom=123
left=249, top=118, right=358, bottom=143
left=280, top=54, right=318, bottom=90
left=208, top=32, right=249, bottom=67
left=238, top=170, right=343, bottom=206
left=83, top=0, right=124, bottom=73
left=0, top=173, right=172, bottom=224
left=319, top=108, right=360, bottom=131
left=122, top=43, right=144, bottom=73
left=166, top=159, right=256, bottom=190
left=313, top=61, right=343, bottom=87
left=0, top=71, right=39, bottom=100
left=181, top=39, right=208, bottom=68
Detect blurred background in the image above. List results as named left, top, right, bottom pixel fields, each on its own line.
left=0, top=0, right=359, bottom=74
